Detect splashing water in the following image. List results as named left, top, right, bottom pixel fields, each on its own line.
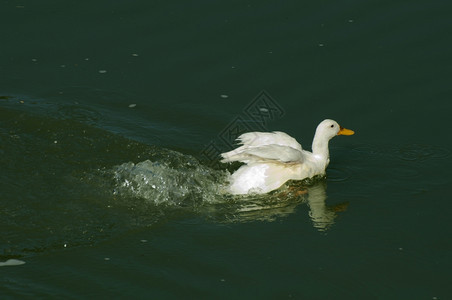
left=112, top=150, right=229, bottom=207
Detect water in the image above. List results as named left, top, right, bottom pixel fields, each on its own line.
left=1, top=0, right=451, bottom=298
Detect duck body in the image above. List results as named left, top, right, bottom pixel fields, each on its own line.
left=221, top=119, right=354, bottom=195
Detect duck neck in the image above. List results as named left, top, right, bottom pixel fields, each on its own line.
left=312, top=135, right=330, bottom=163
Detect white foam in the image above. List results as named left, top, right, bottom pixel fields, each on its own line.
left=0, top=259, right=26, bottom=267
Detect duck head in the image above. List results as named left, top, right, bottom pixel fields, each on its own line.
left=315, top=119, right=355, bottom=141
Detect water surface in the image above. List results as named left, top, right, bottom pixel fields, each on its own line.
left=1, top=0, right=451, bottom=299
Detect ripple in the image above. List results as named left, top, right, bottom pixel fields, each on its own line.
left=326, top=167, right=352, bottom=182
left=390, top=163, right=422, bottom=179
left=53, top=86, right=135, bottom=104
left=57, top=105, right=103, bottom=124
left=352, top=143, right=451, bottom=163
left=393, top=144, right=451, bottom=162
left=352, top=145, right=386, bottom=157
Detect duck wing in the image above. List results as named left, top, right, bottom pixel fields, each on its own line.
left=220, top=131, right=304, bottom=164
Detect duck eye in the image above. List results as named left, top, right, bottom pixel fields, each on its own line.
left=330, top=124, right=334, bottom=128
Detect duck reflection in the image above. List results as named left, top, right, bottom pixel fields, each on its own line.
left=224, top=180, right=348, bottom=231
left=304, top=181, right=349, bottom=231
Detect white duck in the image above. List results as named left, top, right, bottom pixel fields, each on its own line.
left=221, top=119, right=354, bottom=194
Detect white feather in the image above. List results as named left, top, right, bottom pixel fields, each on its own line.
left=221, top=131, right=303, bottom=163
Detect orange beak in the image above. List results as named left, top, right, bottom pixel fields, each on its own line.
left=337, top=126, right=355, bottom=136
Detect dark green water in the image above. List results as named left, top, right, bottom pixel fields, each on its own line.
left=1, top=0, right=451, bottom=298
